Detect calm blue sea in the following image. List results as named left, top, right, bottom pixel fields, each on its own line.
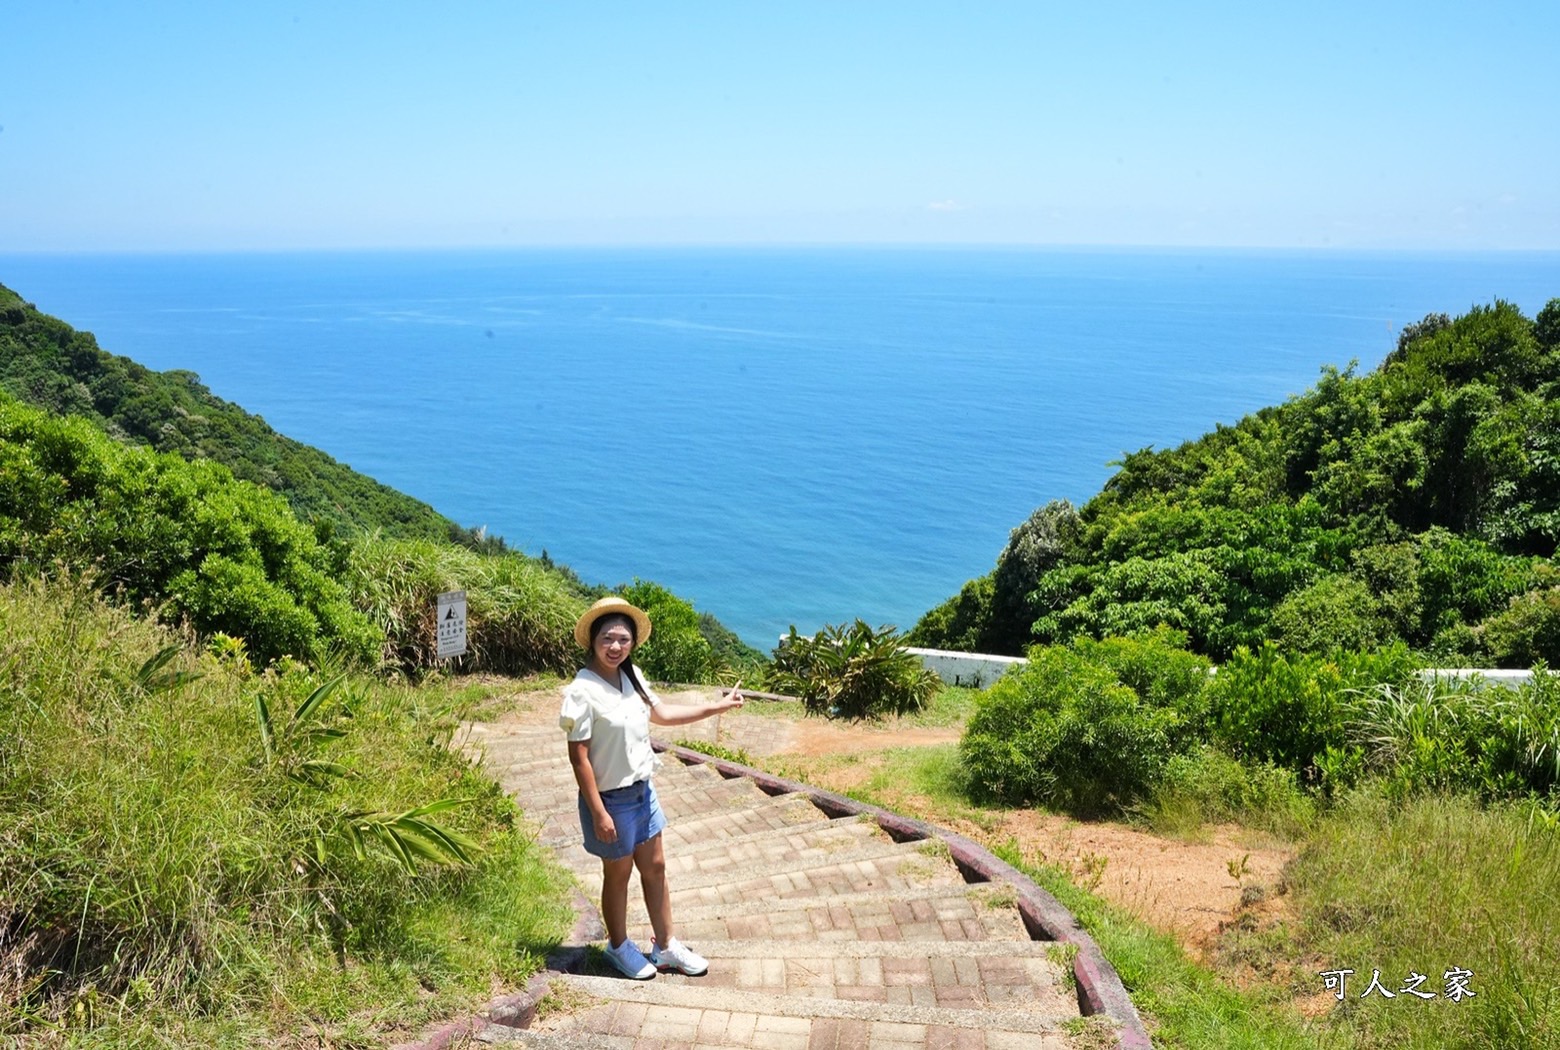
left=2, top=247, right=1557, bottom=646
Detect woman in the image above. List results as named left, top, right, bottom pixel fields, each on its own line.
left=559, top=596, right=744, bottom=979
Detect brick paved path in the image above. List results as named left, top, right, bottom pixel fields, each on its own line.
left=443, top=714, right=1149, bottom=1050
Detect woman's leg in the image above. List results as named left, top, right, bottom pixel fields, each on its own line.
left=599, top=853, right=636, bottom=947
left=633, top=833, right=672, bottom=948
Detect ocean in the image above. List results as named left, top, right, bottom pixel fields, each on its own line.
left=2, top=247, right=1557, bottom=647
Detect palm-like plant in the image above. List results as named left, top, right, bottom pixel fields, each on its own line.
left=770, top=620, right=940, bottom=720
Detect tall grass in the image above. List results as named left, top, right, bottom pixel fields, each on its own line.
left=1286, top=787, right=1560, bottom=1049
left=1347, top=671, right=1560, bottom=803
left=0, top=575, right=571, bottom=1044
left=346, top=534, right=587, bottom=675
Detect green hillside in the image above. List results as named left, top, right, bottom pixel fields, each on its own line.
left=911, top=298, right=1560, bottom=667
left=0, top=282, right=466, bottom=543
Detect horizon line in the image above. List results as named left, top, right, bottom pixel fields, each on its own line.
left=5, top=242, right=1560, bottom=258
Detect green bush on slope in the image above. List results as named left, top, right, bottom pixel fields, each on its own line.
left=621, top=577, right=719, bottom=683
left=0, top=394, right=377, bottom=665
left=345, top=534, right=586, bottom=675
left=960, top=644, right=1181, bottom=814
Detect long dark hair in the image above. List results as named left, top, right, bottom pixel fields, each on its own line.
left=589, top=613, right=652, bottom=704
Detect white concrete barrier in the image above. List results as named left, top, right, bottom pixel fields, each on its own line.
left=1419, top=668, right=1536, bottom=690
left=904, top=647, right=1027, bottom=689
left=903, top=646, right=1541, bottom=693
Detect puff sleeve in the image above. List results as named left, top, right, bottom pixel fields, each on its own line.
left=558, top=684, right=593, bottom=742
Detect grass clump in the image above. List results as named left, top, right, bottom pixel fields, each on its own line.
left=672, top=738, right=754, bottom=766
left=346, top=534, right=586, bottom=675
left=0, top=575, right=571, bottom=1045
left=1138, top=746, right=1317, bottom=840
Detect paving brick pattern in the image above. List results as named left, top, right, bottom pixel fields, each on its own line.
left=459, top=712, right=1105, bottom=1050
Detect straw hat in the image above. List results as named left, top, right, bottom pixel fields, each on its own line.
left=574, top=596, right=652, bottom=649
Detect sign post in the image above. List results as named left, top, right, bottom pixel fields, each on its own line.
left=436, top=590, right=467, bottom=660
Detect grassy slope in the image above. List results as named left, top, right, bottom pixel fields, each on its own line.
left=0, top=576, right=573, bottom=1045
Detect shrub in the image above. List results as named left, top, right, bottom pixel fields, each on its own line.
left=769, top=620, right=939, bottom=720
left=960, top=646, right=1181, bottom=814
left=1350, top=669, right=1560, bottom=803
left=1141, top=745, right=1315, bottom=837
left=1269, top=574, right=1386, bottom=654
left=1068, top=627, right=1212, bottom=742
left=1479, top=585, right=1560, bottom=668
left=1207, top=641, right=1418, bottom=785
left=907, top=573, right=994, bottom=653
left=0, top=397, right=377, bottom=666
left=1037, top=550, right=1232, bottom=657
left=697, top=611, right=768, bottom=674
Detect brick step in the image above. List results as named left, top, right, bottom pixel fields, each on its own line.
left=523, top=768, right=749, bottom=835
left=663, top=814, right=885, bottom=876
left=507, top=763, right=726, bottom=817
left=637, top=883, right=1031, bottom=944
left=655, top=793, right=830, bottom=850
left=488, top=752, right=723, bottom=792
left=536, top=786, right=786, bottom=848
left=646, top=940, right=1076, bottom=1015
left=503, top=976, right=1080, bottom=1049
left=476, top=747, right=722, bottom=784
left=573, top=840, right=966, bottom=915
left=603, top=835, right=932, bottom=899
left=543, top=794, right=834, bottom=865
left=550, top=814, right=878, bottom=880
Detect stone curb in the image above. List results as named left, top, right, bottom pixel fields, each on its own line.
left=658, top=742, right=1155, bottom=1050
left=405, top=735, right=1153, bottom=1050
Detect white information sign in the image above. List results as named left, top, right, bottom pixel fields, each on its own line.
left=436, top=590, right=468, bottom=658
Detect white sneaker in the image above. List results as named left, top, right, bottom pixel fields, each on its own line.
left=602, top=938, right=655, bottom=980
left=650, top=937, right=708, bottom=976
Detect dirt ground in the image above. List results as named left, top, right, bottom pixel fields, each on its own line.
left=480, top=680, right=1294, bottom=963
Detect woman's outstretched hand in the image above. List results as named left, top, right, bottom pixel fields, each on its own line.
left=723, top=681, right=745, bottom=712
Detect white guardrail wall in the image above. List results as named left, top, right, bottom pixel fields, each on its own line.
left=905, top=646, right=1537, bottom=691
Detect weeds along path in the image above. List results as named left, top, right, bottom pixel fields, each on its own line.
left=437, top=692, right=1150, bottom=1050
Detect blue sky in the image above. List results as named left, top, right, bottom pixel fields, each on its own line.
left=3, top=2, right=1557, bottom=251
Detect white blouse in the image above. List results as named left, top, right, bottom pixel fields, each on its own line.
left=558, top=666, right=661, bottom=791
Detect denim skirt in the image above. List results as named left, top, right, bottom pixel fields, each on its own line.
left=579, top=779, right=666, bottom=860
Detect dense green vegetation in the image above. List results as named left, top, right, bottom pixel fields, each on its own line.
left=0, top=576, right=571, bottom=1043
left=0, top=281, right=471, bottom=544
left=911, top=298, right=1560, bottom=667
left=959, top=627, right=1558, bottom=818
left=0, top=394, right=380, bottom=666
